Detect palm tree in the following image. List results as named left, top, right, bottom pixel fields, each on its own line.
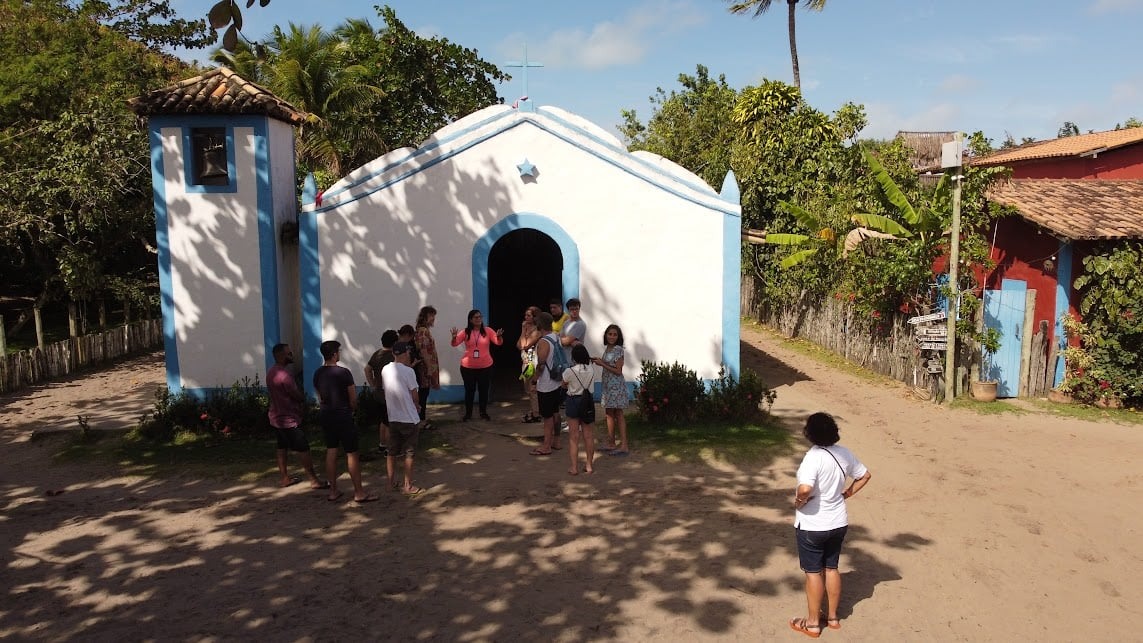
left=727, top=0, right=827, bottom=90
left=263, top=23, right=385, bottom=177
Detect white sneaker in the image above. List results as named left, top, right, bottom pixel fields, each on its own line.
left=560, top=421, right=569, bottom=433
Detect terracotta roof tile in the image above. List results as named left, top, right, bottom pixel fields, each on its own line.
left=987, top=179, right=1143, bottom=240
left=972, top=128, right=1143, bottom=167
left=128, top=67, right=306, bottom=125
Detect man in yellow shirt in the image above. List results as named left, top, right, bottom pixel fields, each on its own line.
left=549, top=298, right=569, bottom=333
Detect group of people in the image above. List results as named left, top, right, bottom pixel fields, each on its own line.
left=266, top=306, right=442, bottom=502
left=512, top=298, right=631, bottom=476
left=266, top=301, right=874, bottom=633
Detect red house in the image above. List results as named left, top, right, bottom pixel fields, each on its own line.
left=970, top=128, right=1143, bottom=396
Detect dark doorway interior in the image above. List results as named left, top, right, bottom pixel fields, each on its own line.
left=487, top=229, right=563, bottom=377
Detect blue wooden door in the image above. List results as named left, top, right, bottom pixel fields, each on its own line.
left=984, top=279, right=1026, bottom=397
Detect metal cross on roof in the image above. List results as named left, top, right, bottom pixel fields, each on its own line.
left=504, top=44, right=544, bottom=112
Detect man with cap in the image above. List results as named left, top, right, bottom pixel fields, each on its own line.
left=381, top=340, right=424, bottom=495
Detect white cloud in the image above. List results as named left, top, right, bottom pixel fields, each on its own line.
left=1089, top=0, right=1143, bottom=14
left=937, top=74, right=980, bottom=94
left=499, top=1, right=707, bottom=70
left=413, top=24, right=442, bottom=39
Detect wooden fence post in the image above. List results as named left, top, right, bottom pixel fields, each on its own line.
left=68, top=302, right=79, bottom=371
left=34, top=306, right=44, bottom=349
left=0, top=314, right=6, bottom=355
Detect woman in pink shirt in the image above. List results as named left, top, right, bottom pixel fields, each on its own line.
left=450, top=309, right=503, bottom=421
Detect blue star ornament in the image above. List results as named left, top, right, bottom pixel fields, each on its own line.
left=517, top=158, right=537, bottom=178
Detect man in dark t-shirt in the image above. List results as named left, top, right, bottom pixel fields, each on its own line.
left=313, top=340, right=377, bottom=503
left=365, top=329, right=398, bottom=455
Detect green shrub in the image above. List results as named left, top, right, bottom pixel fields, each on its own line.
left=705, top=366, right=777, bottom=423
left=138, top=376, right=274, bottom=441
left=636, top=361, right=706, bottom=425
left=636, top=361, right=778, bottom=426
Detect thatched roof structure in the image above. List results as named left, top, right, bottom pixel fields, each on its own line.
left=895, top=131, right=957, bottom=171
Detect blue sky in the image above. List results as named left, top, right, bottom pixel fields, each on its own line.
left=172, top=0, right=1143, bottom=145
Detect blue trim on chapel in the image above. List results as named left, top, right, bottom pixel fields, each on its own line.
left=180, top=128, right=239, bottom=194
left=149, top=120, right=181, bottom=393
left=471, top=213, right=580, bottom=317
left=720, top=170, right=742, bottom=379
left=314, top=110, right=735, bottom=218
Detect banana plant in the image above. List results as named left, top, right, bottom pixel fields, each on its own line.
left=769, top=149, right=950, bottom=267
left=851, top=148, right=949, bottom=247
left=769, top=201, right=837, bottom=268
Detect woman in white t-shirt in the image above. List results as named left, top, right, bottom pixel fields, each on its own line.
left=561, top=344, right=597, bottom=475
left=790, top=412, right=872, bottom=638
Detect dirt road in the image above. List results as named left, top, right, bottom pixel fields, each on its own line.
left=1, top=329, right=1139, bottom=641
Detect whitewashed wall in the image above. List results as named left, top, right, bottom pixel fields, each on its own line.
left=301, top=106, right=739, bottom=400
left=152, top=115, right=296, bottom=395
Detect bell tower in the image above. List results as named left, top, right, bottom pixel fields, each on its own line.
left=130, top=67, right=306, bottom=395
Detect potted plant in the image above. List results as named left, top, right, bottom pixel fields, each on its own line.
left=970, top=328, right=1001, bottom=402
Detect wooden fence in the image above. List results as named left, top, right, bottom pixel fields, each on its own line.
left=0, top=319, right=163, bottom=394
left=741, top=275, right=975, bottom=397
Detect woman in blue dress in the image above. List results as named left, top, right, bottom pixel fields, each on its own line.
left=592, top=324, right=629, bottom=455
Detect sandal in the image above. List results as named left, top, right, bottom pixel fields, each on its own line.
left=789, top=618, right=821, bottom=638
left=529, top=448, right=552, bottom=456
left=826, top=618, right=841, bottom=630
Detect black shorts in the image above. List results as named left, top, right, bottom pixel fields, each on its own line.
left=319, top=408, right=359, bottom=453
left=538, top=388, right=565, bottom=418
left=386, top=421, right=421, bottom=457
left=274, top=425, right=309, bottom=452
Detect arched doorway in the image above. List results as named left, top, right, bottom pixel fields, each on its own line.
left=487, top=228, right=563, bottom=374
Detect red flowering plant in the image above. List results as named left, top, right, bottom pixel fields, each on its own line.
left=635, top=361, right=706, bottom=426
left=704, top=366, right=777, bottom=423
left=139, top=375, right=275, bottom=440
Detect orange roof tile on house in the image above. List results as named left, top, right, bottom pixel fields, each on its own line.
left=972, top=128, right=1143, bottom=168
left=987, top=179, right=1143, bottom=240
left=128, top=67, right=306, bottom=125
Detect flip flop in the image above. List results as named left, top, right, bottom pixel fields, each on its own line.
left=310, top=480, right=331, bottom=490
left=326, top=491, right=344, bottom=503
left=551, top=444, right=562, bottom=450
left=529, top=448, right=552, bottom=456
left=279, top=475, right=302, bottom=488
left=789, top=618, right=821, bottom=638
left=609, top=450, right=629, bottom=457
left=353, top=493, right=380, bottom=503
left=826, top=618, right=841, bottom=630
left=403, top=486, right=424, bottom=496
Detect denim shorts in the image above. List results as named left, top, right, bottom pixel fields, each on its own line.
left=795, top=526, right=848, bottom=573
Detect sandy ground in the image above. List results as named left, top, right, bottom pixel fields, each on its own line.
left=1, top=328, right=1141, bottom=641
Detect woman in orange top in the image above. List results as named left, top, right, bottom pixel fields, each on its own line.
left=450, top=309, right=503, bottom=421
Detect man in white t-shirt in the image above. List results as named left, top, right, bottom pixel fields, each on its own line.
left=381, top=342, right=424, bottom=495
left=530, top=312, right=564, bottom=455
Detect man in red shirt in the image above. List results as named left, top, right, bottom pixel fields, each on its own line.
left=267, top=343, right=324, bottom=489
